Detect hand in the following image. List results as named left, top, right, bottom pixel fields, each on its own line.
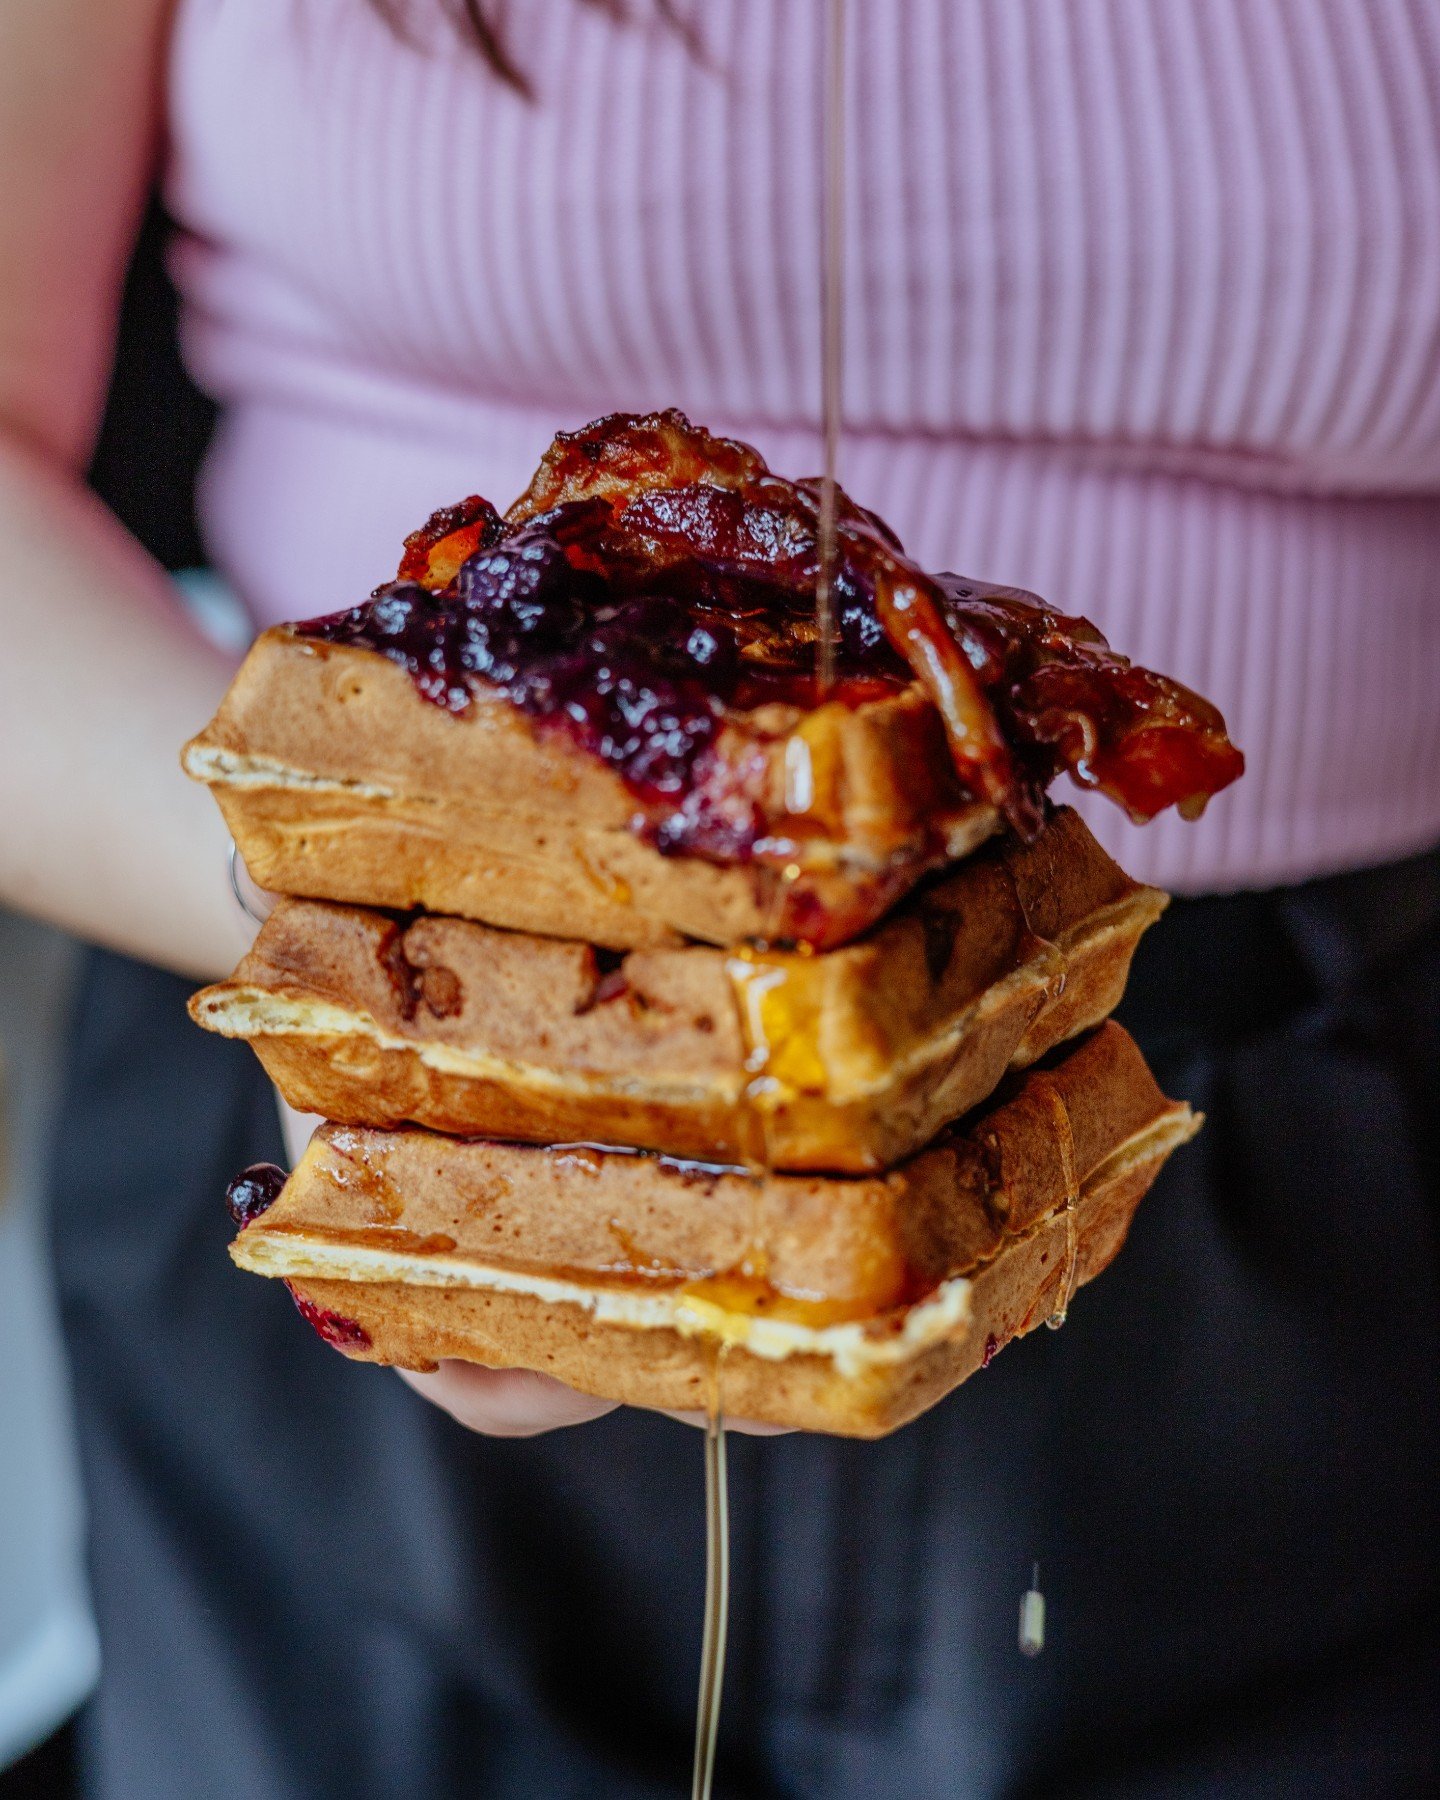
left=398, top=1362, right=619, bottom=1437
left=401, top=1359, right=792, bottom=1439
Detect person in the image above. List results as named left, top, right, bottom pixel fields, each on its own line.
left=3, top=2, right=1437, bottom=1794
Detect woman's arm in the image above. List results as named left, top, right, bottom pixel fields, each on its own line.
left=0, top=4, right=727, bottom=1437
left=0, top=0, right=248, bottom=980
left=0, top=0, right=619, bottom=1436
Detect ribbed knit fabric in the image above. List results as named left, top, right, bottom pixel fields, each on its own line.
left=164, top=0, right=1440, bottom=892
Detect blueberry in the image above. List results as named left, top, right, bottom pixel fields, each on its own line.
left=225, top=1162, right=286, bottom=1228
left=368, top=582, right=427, bottom=640
left=837, top=569, right=887, bottom=659
left=456, top=530, right=583, bottom=642
left=684, top=623, right=739, bottom=683
left=613, top=595, right=689, bottom=644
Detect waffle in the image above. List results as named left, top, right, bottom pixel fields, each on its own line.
left=193, top=809, right=1164, bottom=1171
left=232, top=1024, right=1198, bottom=1436
left=183, top=628, right=996, bottom=952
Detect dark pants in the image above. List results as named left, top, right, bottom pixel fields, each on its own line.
left=50, top=849, right=1440, bottom=1798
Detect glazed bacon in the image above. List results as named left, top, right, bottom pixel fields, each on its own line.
left=397, top=494, right=505, bottom=588
left=302, top=410, right=1242, bottom=839
left=508, top=410, right=767, bottom=522
left=934, top=579, right=1245, bottom=824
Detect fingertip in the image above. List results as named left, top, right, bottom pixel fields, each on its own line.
left=398, top=1361, right=618, bottom=1437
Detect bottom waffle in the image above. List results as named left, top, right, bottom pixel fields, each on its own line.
left=233, top=1024, right=1198, bottom=1435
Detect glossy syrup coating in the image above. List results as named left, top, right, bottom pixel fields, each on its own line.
left=298, top=411, right=1243, bottom=846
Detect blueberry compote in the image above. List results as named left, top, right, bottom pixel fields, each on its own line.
left=225, top=1162, right=286, bottom=1228
left=287, top=1286, right=373, bottom=1353
left=299, top=501, right=902, bottom=854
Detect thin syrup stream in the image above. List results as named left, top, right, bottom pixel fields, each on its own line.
left=692, top=7, right=842, bottom=1790
left=1046, top=1195, right=1081, bottom=1331
left=814, top=0, right=846, bottom=695
left=690, top=1409, right=730, bottom=1800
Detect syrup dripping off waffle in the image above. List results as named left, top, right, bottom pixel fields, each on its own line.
left=691, top=6, right=847, bottom=1793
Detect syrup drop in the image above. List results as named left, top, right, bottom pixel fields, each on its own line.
left=1018, top=1564, right=1047, bottom=1657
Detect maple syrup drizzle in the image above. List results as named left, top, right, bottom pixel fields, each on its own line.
left=725, top=942, right=799, bottom=1172
left=1046, top=1196, right=1080, bottom=1331
left=691, top=1389, right=730, bottom=1800
left=692, top=10, right=846, bottom=1790
left=814, top=0, right=847, bottom=695
left=1044, top=1087, right=1082, bottom=1330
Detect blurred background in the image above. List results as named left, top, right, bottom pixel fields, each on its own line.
left=0, top=202, right=215, bottom=1799
left=0, top=909, right=93, bottom=1795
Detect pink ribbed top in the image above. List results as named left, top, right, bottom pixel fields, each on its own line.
left=164, top=0, right=1440, bottom=892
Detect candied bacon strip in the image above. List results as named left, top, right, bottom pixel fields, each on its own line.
left=610, top=479, right=823, bottom=666
left=507, top=408, right=766, bottom=524
left=1018, top=661, right=1244, bottom=822
left=936, top=579, right=1245, bottom=823
left=618, top=480, right=817, bottom=592
left=616, top=475, right=902, bottom=597
left=398, top=495, right=506, bottom=590
left=840, top=524, right=1027, bottom=825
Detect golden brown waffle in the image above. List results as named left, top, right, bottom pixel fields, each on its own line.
left=182, top=627, right=999, bottom=951
left=193, top=809, right=1163, bottom=1171
left=234, top=1024, right=1198, bottom=1435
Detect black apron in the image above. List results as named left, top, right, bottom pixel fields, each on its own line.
left=50, top=847, right=1440, bottom=1798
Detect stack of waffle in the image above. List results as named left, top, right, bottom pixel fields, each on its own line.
left=185, top=413, right=1236, bottom=1436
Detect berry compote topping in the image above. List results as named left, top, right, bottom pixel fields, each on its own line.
left=286, top=1285, right=373, bottom=1353
left=225, top=1162, right=286, bottom=1228
left=297, top=410, right=1243, bottom=847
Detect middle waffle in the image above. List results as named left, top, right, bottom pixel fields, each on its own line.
left=193, top=807, right=1163, bottom=1172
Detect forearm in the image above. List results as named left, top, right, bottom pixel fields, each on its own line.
left=0, top=430, right=252, bottom=980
